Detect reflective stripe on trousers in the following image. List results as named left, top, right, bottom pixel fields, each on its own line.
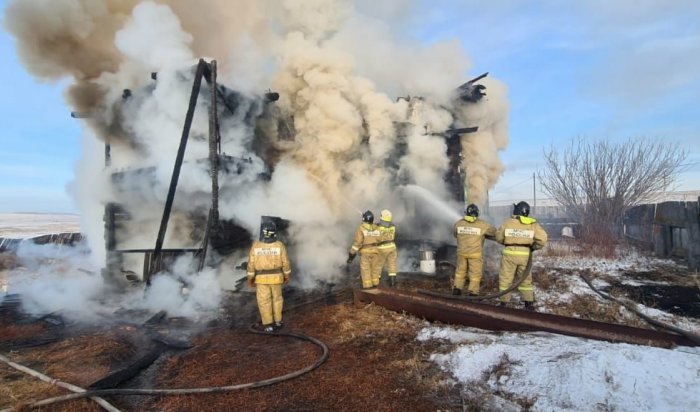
left=454, top=256, right=483, bottom=294
left=256, top=283, right=283, bottom=325
left=498, top=253, right=534, bottom=302
left=376, top=247, right=397, bottom=286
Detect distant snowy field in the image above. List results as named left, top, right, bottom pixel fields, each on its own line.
left=0, top=213, right=80, bottom=239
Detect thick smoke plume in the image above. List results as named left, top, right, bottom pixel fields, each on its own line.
left=4, top=0, right=510, bottom=316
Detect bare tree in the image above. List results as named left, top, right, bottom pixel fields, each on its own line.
left=538, top=137, right=687, bottom=239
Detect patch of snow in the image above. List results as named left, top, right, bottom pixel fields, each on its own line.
left=0, top=213, right=80, bottom=239
left=422, top=326, right=700, bottom=411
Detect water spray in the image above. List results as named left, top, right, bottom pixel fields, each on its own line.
left=400, top=184, right=462, bottom=223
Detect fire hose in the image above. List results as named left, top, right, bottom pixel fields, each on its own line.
left=579, top=271, right=700, bottom=345
left=418, top=250, right=534, bottom=302
left=0, top=354, right=120, bottom=412
left=1, top=328, right=329, bottom=411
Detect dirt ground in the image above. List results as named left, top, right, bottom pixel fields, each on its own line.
left=2, top=259, right=698, bottom=412
left=1, top=284, right=466, bottom=412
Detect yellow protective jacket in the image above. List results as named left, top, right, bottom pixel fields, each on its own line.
left=246, top=240, right=292, bottom=284
left=377, top=221, right=396, bottom=250
left=453, top=217, right=496, bottom=258
left=350, top=223, right=381, bottom=254
left=495, top=216, right=548, bottom=256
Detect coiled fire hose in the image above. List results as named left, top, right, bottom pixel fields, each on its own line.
left=418, top=250, right=534, bottom=302
left=1, top=327, right=329, bottom=411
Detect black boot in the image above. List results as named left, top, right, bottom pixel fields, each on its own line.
left=468, top=291, right=479, bottom=297
left=389, top=276, right=396, bottom=287
left=498, top=301, right=508, bottom=307
left=452, top=287, right=462, bottom=296
left=523, top=301, right=535, bottom=311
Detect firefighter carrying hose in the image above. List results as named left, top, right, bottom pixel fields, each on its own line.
left=376, top=209, right=398, bottom=287
left=453, top=204, right=495, bottom=296
left=247, top=221, right=291, bottom=332
left=495, top=201, right=548, bottom=310
left=347, top=210, right=381, bottom=289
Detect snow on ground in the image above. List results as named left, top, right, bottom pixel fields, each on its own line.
left=0, top=213, right=80, bottom=239
left=419, top=247, right=700, bottom=411
left=418, top=326, right=700, bottom=412
left=3, top=216, right=700, bottom=410
left=540, top=245, right=687, bottom=276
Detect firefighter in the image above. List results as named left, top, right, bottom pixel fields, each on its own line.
left=495, top=201, right=548, bottom=310
left=246, top=220, right=291, bottom=332
left=376, top=209, right=397, bottom=287
left=453, top=203, right=495, bottom=296
left=347, top=210, right=381, bottom=289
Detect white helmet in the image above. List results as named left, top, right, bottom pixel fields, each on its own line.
left=380, top=209, right=392, bottom=222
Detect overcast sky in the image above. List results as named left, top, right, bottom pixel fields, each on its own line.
left=0, top=0, right=698, bottom=213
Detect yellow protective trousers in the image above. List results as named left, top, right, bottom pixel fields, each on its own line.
left=256, top=283, right=283, bottom=325
left=498, top=253, right=533, bottom=302
left=360, top=252, right=381, bottom=288
left=454, top=255, right=483, bottom=295
left=377, top=246, right=397, bottom=285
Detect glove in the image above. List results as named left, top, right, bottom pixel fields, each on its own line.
left=247, top=277, right=255, bottom=287
left=347, top=253, right=356, bottom=264
left=283, top=276, right=290, bottom=284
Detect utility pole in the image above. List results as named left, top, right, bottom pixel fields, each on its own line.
left=533, top=172, right=537, bottom=215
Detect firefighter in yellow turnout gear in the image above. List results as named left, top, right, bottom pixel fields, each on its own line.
left=347, top=210, right=381, bottom=289
left=377, top=209, right=397, bottom=287
left=453, top=204, right=495, bottom=295
left=247, top=221, right=292, bottom=332
left=495, top=201, right=548, bottom=310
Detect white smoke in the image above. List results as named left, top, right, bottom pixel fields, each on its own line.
left=3, top=0, right=510, bottom=322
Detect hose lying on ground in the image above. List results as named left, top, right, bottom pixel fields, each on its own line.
left=3, top=328, right=329, bottom=411
left=0, top=354, right=121, bottom=412
left=579, top=271, right=700, bottom=346
left=418, top=251, right=534, bottom=302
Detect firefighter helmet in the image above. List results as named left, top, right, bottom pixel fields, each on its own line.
left=362, top=210, right=374, bottom=224
left=380, top=209, right=392, bottom=222
left=513, top=201, right=530, bottom=217
left=465, top=204, right=479, bottom=217
left=261, top=220, right=277, bottom=242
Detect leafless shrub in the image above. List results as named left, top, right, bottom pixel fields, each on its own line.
left=539, top=137, right=687, bottom=241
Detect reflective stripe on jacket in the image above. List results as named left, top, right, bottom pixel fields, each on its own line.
left=377, top=222, right=396, bottom=250
left=453, top=217, right=495, bottom=258
left=350, top=223, right=381, bottom=254
left=495, top=216, right=548, bottom=255
left=246, top=240, right=292, bottom=284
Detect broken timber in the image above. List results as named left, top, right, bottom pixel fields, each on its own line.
left=354, top=288, right=698, bottom=348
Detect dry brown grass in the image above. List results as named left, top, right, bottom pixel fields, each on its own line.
left=16, top=331, right=137, bottom=388
left=533, top=267, right=575, bottom=293
left=549, top=294, right=623, bottom=323
left=539, top=240, right=577, bottom=258
left=0, top=360, right=102, bottom=412
left=0, top=324, right=45, bottom=342
left=134, top=300, right=462, bottom=412
left=578, top=230, right=618, bottom=259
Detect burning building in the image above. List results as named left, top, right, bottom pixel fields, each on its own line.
left=5, top=0, right=510, bottom=290
left=89, top=58, right=495, bottom=285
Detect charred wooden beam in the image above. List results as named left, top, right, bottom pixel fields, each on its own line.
left=148, top=59, right=208, bottom=285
